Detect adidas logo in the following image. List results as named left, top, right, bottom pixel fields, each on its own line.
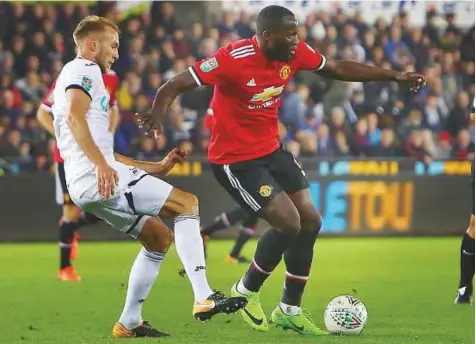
left=246, top=78, right=256, bottom=87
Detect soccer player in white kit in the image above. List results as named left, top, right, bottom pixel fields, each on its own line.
left=51, top=16, right=247, bottom=338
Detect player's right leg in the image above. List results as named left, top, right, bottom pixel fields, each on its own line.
left=456, top=214, right=475, bottom=304
left=157, top=187, right=247, bottom=321
left=211, top=159, right=304, bottom=332
left=55, top=162, right=82, bottom=281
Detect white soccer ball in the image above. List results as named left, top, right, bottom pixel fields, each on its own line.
left=324, top=295, right=368, bottom=335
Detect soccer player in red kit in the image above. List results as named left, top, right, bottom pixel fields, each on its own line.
left=36, top=69, right=120, bottom=281
left=137, top=5, right=427, bottom=335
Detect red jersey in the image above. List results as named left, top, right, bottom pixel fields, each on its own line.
left=42, top=70, right=120, bottom=163
left=190, top=36, right=326, bottom=164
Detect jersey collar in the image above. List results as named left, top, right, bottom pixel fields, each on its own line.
left=252, top=35, right=267, bottom=63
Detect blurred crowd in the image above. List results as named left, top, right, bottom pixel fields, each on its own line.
left=0, top=2, right=474, bottom=173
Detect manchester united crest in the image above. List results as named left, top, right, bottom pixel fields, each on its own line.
left=259, top=185, right=272, bottom=197
left=279, top=65, right=291, bottom=80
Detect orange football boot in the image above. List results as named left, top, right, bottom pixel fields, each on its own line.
left=57, top=266, right=81, bottom=282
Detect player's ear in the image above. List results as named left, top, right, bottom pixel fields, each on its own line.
left=262, top=30, right=271, bottom=40
left=89, top=37, right=98, bottom=52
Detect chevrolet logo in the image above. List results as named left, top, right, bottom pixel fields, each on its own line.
left=250, top=86, right=285, bottom=102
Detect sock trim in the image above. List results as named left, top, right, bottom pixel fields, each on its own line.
left=175, top=214, right=200, bottom=223
left=141, top=248, right=165, bottom=262
left=59, top=242, right=73, bottom=248
left=239, top=225, right=255, bottom=236
left=252, top=259, right=271, bottom=275
left=285, top=271, right=309, bottom=284
left=221, top=212, right=230, bottom=227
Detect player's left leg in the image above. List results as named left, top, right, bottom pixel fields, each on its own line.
left=226, top=213, right=259, bottom=264
left=268, top=147, right=327, bottom=335
left=80, top=204, right=172, bottom=338
left=456, top=214, right=475, bottom=304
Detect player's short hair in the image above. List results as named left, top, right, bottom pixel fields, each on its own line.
left=256, top=5, right=296, bottom=34
left=73, top=15, right=119, bottom=45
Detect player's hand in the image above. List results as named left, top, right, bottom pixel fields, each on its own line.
left=395, top=72, right=427, bottom=92
left=156, top=148, right=187, bottom=175
left=135, top=111, right=163, bottom=136
left=96, top=162, right=119, bottom=199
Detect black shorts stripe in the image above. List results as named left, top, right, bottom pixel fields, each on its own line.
left=126, top=215, right=144, bottom=234
left=128, top=174, right=150, bottom=187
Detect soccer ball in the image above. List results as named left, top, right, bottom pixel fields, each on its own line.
left=324, top=295, right=368, bottom=335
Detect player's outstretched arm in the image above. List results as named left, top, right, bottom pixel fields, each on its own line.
left=66, top=88, right=118, bottom=198
left=114, top=148, right=187, bottom=176
left=316, top=59, right=427, bottom=91
left=36, top=106, right=55, bottom=136
left=136, top=71, right=198, bottom=135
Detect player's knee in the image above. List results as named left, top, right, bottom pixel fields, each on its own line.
left=182, top=193, right=199, bottom=215
left=277, top=212, right=301, bottom=235
left=62, top=204, right=81, bottom=222
left=301, top=210, right=323, bottom=235
left=467, top=215, right=475, bottom=239
left=162, top=188, right=199, bottom=218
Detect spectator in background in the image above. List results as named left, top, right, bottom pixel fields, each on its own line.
left=404, top=27, right=429, bottom=71
left=434, top=131, right=453, bottom=159
left=234, top=11, right=254, bottom=39
left=366, top=112, right=382, bottom=146
left=0, top=129, right=21, bottom=158
left=296, top=129, right=317, bottom=157
left=135, top=136, right=158, bottom=160
left=316, top=123, right=334, bottom=157
left=405, top=130, right=432, bottom=163
left=368, top=128, right=401, bottom=157
left=280, top=82, right=309, bottom=131
left=385, top=25, right=415, bottom=69
left=399, top=108, right=425, bottom=138
left=334, top=131, right=352, bottom=157
left=1, top=90, right=21, bottom=120
left=447, top=92, right=471, bottom=137
left=423, top=93, right=444, bottom=132
left=452, top=129, right=474, bottom=160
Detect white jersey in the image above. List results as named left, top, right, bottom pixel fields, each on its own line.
left=52, top=57, right=114, bottom=187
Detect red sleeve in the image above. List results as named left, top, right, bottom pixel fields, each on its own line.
left=42, top=80, right=57, bottom=110
left=106, top=73, right=119, bottom=107
left=189, top=48, right=232, bottom=86
left=295, top=41, right=327, bottom=71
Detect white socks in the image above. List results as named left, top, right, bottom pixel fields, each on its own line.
left=279, top=302, right=301, bottom=316
left=119, top=247, right=164, bottom=329
left=237, top=278, right=252, bottom=295
left=174, top=214, right=214, bottom=302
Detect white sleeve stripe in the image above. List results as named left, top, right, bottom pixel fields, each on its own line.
left=314, top=55, right=327, bottom=71
left=188, top=66, right=202, bottom=87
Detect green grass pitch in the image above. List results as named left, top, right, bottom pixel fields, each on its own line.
left=0, top=238, right=474, bottom=344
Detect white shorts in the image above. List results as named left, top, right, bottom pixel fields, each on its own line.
left=68, top=161, right=173, bottom=239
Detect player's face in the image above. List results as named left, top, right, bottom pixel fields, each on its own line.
left=97, top=27, right=119, bottom=73
left=266, top=17, right=298, bottom=62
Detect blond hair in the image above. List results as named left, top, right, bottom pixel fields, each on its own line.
left=73, top=15, right=119, bottom=45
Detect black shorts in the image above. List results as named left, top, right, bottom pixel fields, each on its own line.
left=55, top=162, right=74, bottom=206
left=211, top=146, right=309, bottom=214
left=471, top=161, right=474, bottom=215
